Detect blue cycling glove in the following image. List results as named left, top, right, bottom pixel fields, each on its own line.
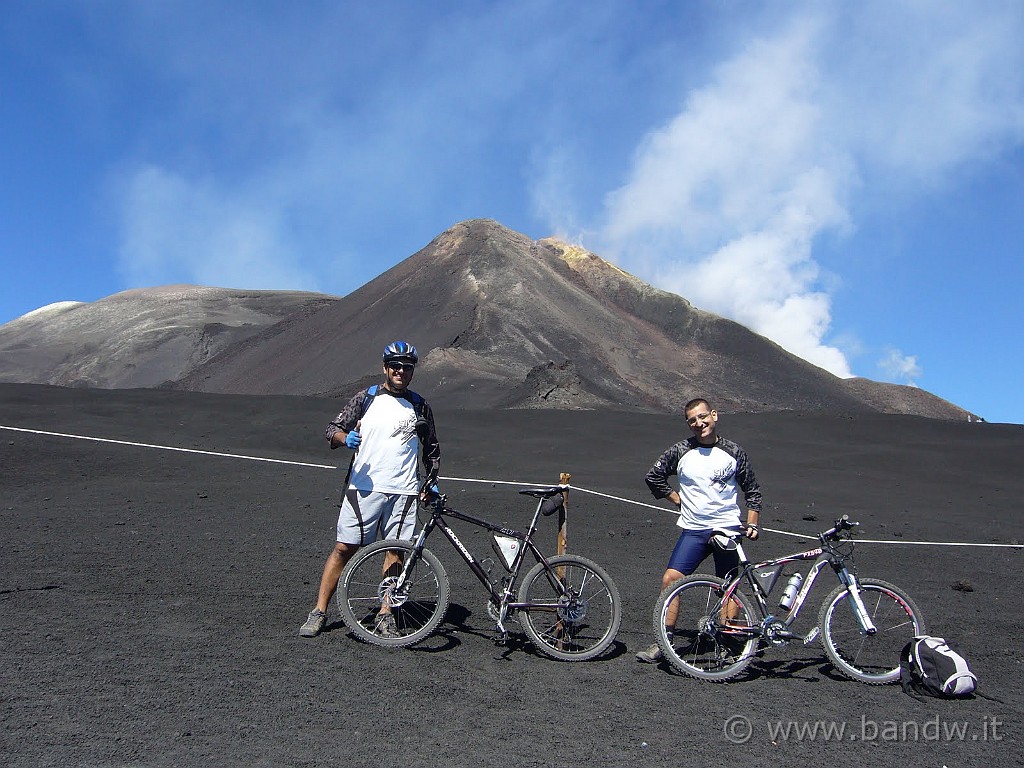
left=345, top=430, right=361, bottom=449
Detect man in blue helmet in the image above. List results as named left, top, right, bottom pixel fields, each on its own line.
left=299, top=341, right=441, bottom=638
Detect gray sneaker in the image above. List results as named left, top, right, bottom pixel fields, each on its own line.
left=636, top=642, right=664, bottom=663
left=299, top=608, right=327, bottom=638
left=375, top=612, right=400, bottom=638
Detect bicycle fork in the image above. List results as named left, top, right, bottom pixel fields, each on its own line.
left=836, top=567, right=878, bottom=635
left=389, top=525, right=433, bottom=603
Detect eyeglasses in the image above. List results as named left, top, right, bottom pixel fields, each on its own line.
left=686, top=411, right=713, bottom=426
left=387, top=362, right=415, bottom=373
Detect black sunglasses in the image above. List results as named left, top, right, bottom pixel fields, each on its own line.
left=387, top=362, right=415, bottom=372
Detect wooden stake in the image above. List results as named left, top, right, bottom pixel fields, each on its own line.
left=555, top=472, right=572, bottom=651
left=558, top=472, right=570, bottom=556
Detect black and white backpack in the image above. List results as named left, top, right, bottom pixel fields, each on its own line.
left=900, top=635, right=978, bottom=698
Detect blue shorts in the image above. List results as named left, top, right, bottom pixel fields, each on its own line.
left=667, top=527, right=742, bottom=578
left=336, top=489, right=417, bottom=545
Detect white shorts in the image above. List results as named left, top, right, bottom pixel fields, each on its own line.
left=336, top=489, right=418, bottom=545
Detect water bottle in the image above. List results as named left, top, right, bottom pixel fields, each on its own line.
left=779, top=573, right=803, bottom=610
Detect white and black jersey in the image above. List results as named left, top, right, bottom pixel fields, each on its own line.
left=326, top=387, right=441, bottom=494
left=645, top=436, right=762, bottom=531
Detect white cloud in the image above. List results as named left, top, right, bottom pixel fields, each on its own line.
left=596, top=14, right=855, bottom=375
left=117, top=165, right=321, bottom=291
left=879, top=348, right=922, bottom=386
left=528, top=144, right=588, bottom=243
left=587, top=2, right=1024, bottom=378
left=108, top=3, right=597, bottom=296
left=827, top=1, right=1024, bottom=183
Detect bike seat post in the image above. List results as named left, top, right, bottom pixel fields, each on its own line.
left=526, top=497, right=545, bottom=535
left=734, top=538, right=750, bottom=565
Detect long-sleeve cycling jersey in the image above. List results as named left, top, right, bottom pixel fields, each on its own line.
left=645, top=435, right=762, bottom=531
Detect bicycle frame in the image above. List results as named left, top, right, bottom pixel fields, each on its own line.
left=717, top=518, right=878, bottom=642
left=653, top=515, right=923, bottom=683
left=395, top=488, right=568, bottom=637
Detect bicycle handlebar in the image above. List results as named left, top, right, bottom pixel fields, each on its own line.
left=820, top=515, right=858, bottom=541
left=711, top=515, right=859, bottom=548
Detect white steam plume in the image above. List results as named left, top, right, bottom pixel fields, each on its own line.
left=595, top=3, right=1024, bottom=378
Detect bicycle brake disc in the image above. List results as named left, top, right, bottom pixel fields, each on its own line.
left=557, top=593, right=588, bottom=624
left=377, top=576, right=408, bottom=608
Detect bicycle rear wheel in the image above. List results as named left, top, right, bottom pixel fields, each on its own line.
left=654, top=576, right=758, bottom=681
left=818, top=578, right=925, bottom=684
left=336, top=539, right=450, bottom=648
left=517, top=555, right=621, bottom=661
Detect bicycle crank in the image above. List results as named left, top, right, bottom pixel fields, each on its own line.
left=486, top=600, right=501, bottom=622
left=761, top=616, right=804, bottom=646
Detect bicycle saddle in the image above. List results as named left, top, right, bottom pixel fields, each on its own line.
left=518, top=486, right=566, bottom=516
left=710, top=530, right=740, bottom=550
left=517, top=486, right=565, bottom=499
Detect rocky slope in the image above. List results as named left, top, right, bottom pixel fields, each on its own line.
left=0, top=219, right=975, bottom=418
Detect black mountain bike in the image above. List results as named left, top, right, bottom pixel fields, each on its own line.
left=336, top=485, right=621, bottom=661
left=654, top=516, right=926, bottom=683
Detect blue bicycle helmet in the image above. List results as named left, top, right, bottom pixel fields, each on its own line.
left=383, top=340, right=418, bottom=365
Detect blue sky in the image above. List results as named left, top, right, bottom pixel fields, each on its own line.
left=2, top=1, right=1022, bottom=423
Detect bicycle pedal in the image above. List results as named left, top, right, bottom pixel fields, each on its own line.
left=803, top=627, right=820, bottom=645
left=493, top=632, right=509, bottom=647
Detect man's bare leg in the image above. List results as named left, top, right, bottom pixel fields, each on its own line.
left=315, top=541, right=359, bottom=613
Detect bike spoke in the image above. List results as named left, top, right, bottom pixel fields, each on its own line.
left=819, top=580, right=925, bottom=684
left=518, top=556, right=621, bottom=661
left=654, top=576, right=756, bottom=681
left=336, top=541, right=450, bottom=647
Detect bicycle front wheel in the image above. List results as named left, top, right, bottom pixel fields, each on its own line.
left=517, top=555, right=621, bottom=661
left=336, top=539, right=450, bottom=648
left=818, top=578, right=925, bottom=684
left=654, top=576, right=758, bottom=682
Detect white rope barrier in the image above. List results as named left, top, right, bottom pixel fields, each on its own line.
left=0, top=425, right=337, bottom=469
left=550, top=480, right=1023, bottom=548
left=4, top=424, right=1021, bottom=550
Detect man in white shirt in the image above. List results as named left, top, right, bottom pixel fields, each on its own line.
left=299, top=341, right=440, bottom=639
left=636, top=397, right=762, bottom=663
